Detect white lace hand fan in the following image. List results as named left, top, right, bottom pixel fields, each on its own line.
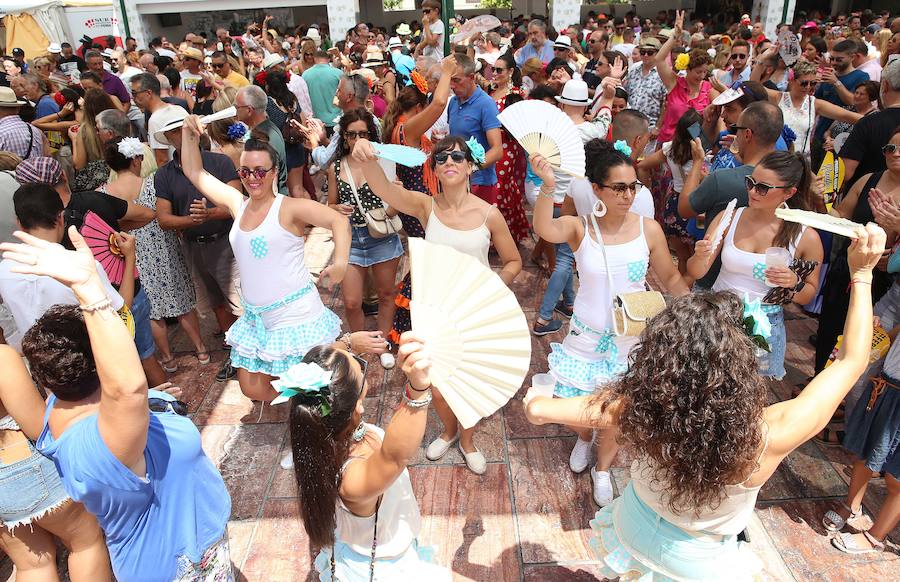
left=497, top=100, right=586, bottom=178
left=775, top=208, right=863, bottom=238
left=409, top=238, right=531, bottom=429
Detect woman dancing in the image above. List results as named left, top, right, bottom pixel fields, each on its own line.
left=285, top=334, right=450, bottom=580
left=688, top=151, right=824, bottom=380
left=353, top=135, right=522, bottom=474
left=531, top=141, right=689, bottom=507
left=525, top=223, right=886, bottom=579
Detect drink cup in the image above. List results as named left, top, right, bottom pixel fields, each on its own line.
left=764, top=247, right=792, bottom=287
left=531, top=373, right=556, bottom=398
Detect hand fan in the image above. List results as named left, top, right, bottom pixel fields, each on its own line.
left=707, top=198, right=738, bottom=254
left=199, top=106, right=237, bottom=125
left=79, top=211, right=137, bottom=285
left=450, top=15, right=501, bottom=44
left=372, top=143, right=427, bottom=167
left=777, top=30, right=802, bottom=66
left=409, top=238, right=531, bottom=429
left=818, top=151, right=844, bottom=211
left=498, top=100, right=586, bottom=177
left=775, top=207, right=863, bottom=238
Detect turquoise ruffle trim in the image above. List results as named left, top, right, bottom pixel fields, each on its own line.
left=548, top=342, right=627, bottom=396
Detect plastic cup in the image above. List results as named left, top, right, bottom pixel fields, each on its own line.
left=531, top=373, right=556, bottom=398
left=764, top=247, right=792, bottom=287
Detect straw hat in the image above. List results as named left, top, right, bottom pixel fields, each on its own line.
left=0, top=87, right=26, bottom=108
left=263, top=53, right=284, bottom=70
left=396, top=23, right=412, bottom=36
left=179, top=47, right=204, bottom=61
left=362, top=51, right=387, bottom=67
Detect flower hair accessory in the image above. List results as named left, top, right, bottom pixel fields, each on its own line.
left=226, top=122, right=248, bottom=141
left=410, top=70, right=429, bottom=95
left=674, top=53, right=691, bottom=71
left=117, top=137, right=144, bottom=159
left=781, top=125, right=797, bottom=147
left=466, top=137, right=486, bottom=165
left=613, top=140, right=632, bottom=158
left=742, top=294, right=772, bottom=353
left=270, top=362, right=334, bottom=413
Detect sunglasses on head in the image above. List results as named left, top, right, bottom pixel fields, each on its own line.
left=344, top=130, right=369, bottom=139
left=744, top=175, right=792, bottom=195
left=731, top=53, right=747, bottom=60
left=883, top=144, right=900, bottom=155
left=434, top=150, right=468, bottom=164
left=237, top=166, right=274, bottom=179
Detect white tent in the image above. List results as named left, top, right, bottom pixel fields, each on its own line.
left=2, top=0, right=117, bottom=59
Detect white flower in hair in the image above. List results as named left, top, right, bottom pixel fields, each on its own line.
left=117, top=137, right=144, bottom=159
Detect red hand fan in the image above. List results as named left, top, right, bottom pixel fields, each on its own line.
left=79, top=211, right=137, bottom=285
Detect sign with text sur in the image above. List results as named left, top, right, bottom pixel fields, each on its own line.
left=64, top=6, right=123, bottom=47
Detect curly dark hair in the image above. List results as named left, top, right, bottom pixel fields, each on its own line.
left=288, top=346, right=364, bottom=549
left=328, top=108, right=380, bottom=166
left=22, top=304, right=100, bottom=402
left=597, top=292, right=767, bottom=514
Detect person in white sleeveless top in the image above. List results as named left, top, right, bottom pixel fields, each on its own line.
left=283, top=336, right=450, bottom=581
left=352, top=134, right=522, bottom=475
left=531, top=140, right=689, bottom=507
left=179, top=116, right=384, bottom=407
left=688, top=151, right=824, bottom=380
left=522, top=223, right=886, bottom=579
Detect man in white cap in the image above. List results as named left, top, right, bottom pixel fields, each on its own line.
left=178, top=47, right=205, bottom=98
left=624, top=36, right=666, bottom=128
left=389, top=36, right=415, bottom=84
left=552, top=35, right=578, bottom=70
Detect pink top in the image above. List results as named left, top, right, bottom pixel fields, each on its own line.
left=657, top=77, right=713, bottom=143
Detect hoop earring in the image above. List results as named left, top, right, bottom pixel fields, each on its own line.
left=778, top=201, right=789, bottom=210
left=351, top=421, right=367, bottom=442
left=592, top=199, right=607, bottom=218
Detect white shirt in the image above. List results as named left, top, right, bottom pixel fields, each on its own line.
left=422, top=20, right=445, bottom=60
left=0, top=259, right=124, bottom=350
left=179, top=71, right=203, bottom=97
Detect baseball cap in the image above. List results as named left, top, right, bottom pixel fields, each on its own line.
left=47, top=43, right=62, bottom=54
left=12, top=48, right=25, bottom=57
left=16, top=157, right=63, bottom=186
left=801, top=21, right=819, bottom=30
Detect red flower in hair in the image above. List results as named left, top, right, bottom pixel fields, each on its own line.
left=53, top=92, right=66, bottom=107
left=255, top=70, right=268, bottom=85
left=410, top=70, right=429, bottom=95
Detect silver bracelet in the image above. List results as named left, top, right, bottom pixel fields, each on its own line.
left=403, top=389, right=432, bottom=408
left=339, top=332, right=353, bottom=353
left=79, top=298, right=113, bottom=313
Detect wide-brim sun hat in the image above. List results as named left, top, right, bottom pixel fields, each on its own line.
left=152, top=106, right=190, bottom=146
left=555, top=78, right=591, bottom=106
left=179, top=46, right=204, bottom=61
left=396, top=23, right=412, bottom=36
left=0, top=86, right=26, bottom=108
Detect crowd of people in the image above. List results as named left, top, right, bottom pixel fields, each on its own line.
left=0, top=4, right=899, bottom=580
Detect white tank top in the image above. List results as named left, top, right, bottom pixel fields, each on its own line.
left=779, top=93, right=815, bottom=157
left=229, top=195, right=311, bottom=306
left=712, top=207, right=804, bottom=303
left=424, top=199, right=491, bottom=267
left=335, top=425, right=421, bottom=558
left=573, top=214, right=650, bottom=332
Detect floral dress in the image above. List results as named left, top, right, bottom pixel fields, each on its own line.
left=494, top=91, right=530, bottom=243
left=389, top=121, right=434, bottom=344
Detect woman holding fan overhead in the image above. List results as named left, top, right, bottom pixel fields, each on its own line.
left=353, top=134, right=522, bottom=475
left=531, top=140, right=689, bottom=508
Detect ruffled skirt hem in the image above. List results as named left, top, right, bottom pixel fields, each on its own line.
left=548, top=342, right=627, bottom=396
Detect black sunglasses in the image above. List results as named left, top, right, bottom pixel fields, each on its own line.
left=344, top=130, right=370, bottom=139
left=639, top=49, right=657, bottom=56
left=745, top=175, right=793, bottom=195
left=731, top=53, right=748, bottom=60
left=211, top=62, right=226, bottom=68
left=597, top=181, right=643, bottom=196
left=149, top=397, right=189, bottom=416
left=434, top=150, right=468, bottom=164
left=883, top=144, right=900, bottom=155
left=237, top=166, right=274, bottom=179
left=799, top=80, right=817, bottom=88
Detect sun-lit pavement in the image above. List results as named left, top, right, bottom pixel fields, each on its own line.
left=2, top=226, right=898, bottom=581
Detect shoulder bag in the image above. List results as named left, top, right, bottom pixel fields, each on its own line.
left=343, top=159, right=403, bottom=239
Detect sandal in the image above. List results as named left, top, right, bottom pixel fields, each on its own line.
left=814, top=426, right=846, bottom=447
left=196, top=351, right=211, bottom=365
left=822, top=502, right=863, bottom=532
left=159, top=356, right=178, bottom=374
left=831, top=531, right=884, bottom=555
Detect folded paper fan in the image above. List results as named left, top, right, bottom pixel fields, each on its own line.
left=79, top=211, right=137, bottom=285
left=707, top=198, right=738, bottom=255
left=451, top=15, right=502, bottom=43
left=498, top=100, right=586, bottom=177
left=373, top=143, right=427, bottom=168
left=775, top=207, right=863, bottom=238
left=409, top=238, right=531, bottom=429
left=199, top=105, right=237, bottom=125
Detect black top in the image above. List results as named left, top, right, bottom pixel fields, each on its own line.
left=335, top=158, right=384, bottom=226
left=582, top=58, right=602, bottom=90
left=839, top=107, right=900, bottom=188
left=154, top=151, right=238, bottom=238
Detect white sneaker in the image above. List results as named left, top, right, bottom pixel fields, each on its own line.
left=425, top=433, right=460, bottom=460
left=280, top=450, right=294, bottom=470
left=591, top=468, right=614, bottom=507
left=569, top=437, right=593, bottom=473
left=460, top=444, right=487, bottom=475
left=380, top=352, right=396, bottom=369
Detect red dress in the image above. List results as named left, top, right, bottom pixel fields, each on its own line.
left=494, top=91, right=530, bottom=243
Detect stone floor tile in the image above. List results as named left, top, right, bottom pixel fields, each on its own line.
left=239, top=498, right=315, bottom=581
left=193, top=379, right=289, bottom=426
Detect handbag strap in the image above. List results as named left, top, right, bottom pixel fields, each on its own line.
left=330, top=495, right=382, bottom=582
left=341, top=158, right=368, bottom=218
left=588, top=213, right=615, bottom=293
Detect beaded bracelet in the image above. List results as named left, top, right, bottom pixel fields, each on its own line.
left=79, top=298, right=113, bottom=313
left=851, top=279, right=872, bottom=286
left=406, top=381, right=428, bottom=393
left=403, top=387, right=432, bottom=408
left=339, top=332, right=353, bottom=353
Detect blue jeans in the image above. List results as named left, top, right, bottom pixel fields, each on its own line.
left=539, top=243, right=575, bottom=321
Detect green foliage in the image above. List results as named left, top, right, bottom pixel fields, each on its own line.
left=480, top=0, right=512, bottom=8
left=383, top=0, right=403, bottom=10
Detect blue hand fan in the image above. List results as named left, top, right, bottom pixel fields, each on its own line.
left=372, top=143, right=427, bottom=168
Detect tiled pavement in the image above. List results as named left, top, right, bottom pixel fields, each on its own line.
left=3, top=227, right=899, bottom=581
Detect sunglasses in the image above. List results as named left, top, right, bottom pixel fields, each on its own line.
left=149, top=397, right=189, bottom=416
left=494, top=67, right=508, bottom=73
left=731, top=53, right=748, bottom=60
left=211, top=62, right=226, bottom=68
left=237, top=166, right=274, bottom=179
left=588, top=38, right=603, bottom=44
left=883, top=144, right=900, bottom=155
left=744, top=175, right=793, bottom=195
left=799, top=80, right=817, bottom=88
left=344, top=130, right=370, bottom=139
left=598, top=181, right=643, bottom=196
left=554, top=47, right=569, bottom=52
left=639, top=49, right=657, bottom=56
left=434, top=150, right=468, bottom=164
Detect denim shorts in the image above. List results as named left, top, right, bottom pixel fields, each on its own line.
left=0, top=440, right=70, bottom=529
left=132, top=286, right=156, bottom=360
left=349, top=226, right=404, bottom=268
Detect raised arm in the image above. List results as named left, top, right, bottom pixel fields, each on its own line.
left=814, top=99, right=864, bottom=124
left=0, top=228, right=150, bottom=474
left=340, top=332, right=432, bottom=504
left=352, top=138, right=431, bottom=223
left=762, top=224, right=884, bottom=463
left=529, top=153, right=583, bottom=246
left=403, top=56, right=456, bottom=145
left=654, top=10, right=684, bottom=92
left=181, top=115, right=244, bottom=218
